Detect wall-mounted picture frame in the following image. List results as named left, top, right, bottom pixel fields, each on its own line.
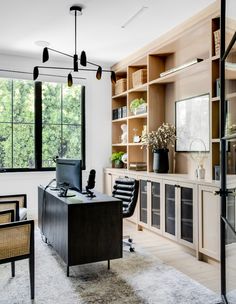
left=175, top=93, right=210, bottom=152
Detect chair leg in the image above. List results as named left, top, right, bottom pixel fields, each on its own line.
left=29, top=256, right=35, bottom=299
left=123, top=236, right=135, bottom=252
left=11, top=261, right=15, bottom=277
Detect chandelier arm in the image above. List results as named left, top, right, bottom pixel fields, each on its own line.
left=40, top=73, right=86, bottom=80
left=37, top=66, right=74, bottom=70
left=86, top=61, right=100, bottom=67
left=37, top=66, right=103, bottom=72
left=47, top=48, right=73, bottom=58
left=0, top=68, right=86, bottom=80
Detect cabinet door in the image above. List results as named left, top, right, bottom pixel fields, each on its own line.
left=140, top=179, right=148, bottom=224
left=104, top=172, right=112, bottom=195
left=151, top=181, right=161, bottom=230
left=180, top=186, right=193, bottom=244
left=164, top=183, right=176, bottom=237
left=199, top=185, right=220, bottom=260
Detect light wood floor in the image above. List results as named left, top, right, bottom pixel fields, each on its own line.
left=123, top=220, right=220, bottom=294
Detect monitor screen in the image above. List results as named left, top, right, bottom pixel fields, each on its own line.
left=56, top=158, right=82, bottom=192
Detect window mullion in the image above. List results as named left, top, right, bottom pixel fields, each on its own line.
left=11, top=80, right=13, bottom=168
left=35, top=82, right=42, bottom=169
left=61, top=84, right=63, bottom=156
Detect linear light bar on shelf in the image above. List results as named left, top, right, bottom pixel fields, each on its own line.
left=160, top=58, right=203, bottom=78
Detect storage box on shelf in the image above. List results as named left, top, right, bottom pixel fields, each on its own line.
left=128, top=65, right=147, bottom=90
left=132, top=69, right=147, bottom=88
left=213, top=29, right=220, bottom=56
left=114, top=78, right=127, bottom=95
left=212, top=17, right=220, bottom=57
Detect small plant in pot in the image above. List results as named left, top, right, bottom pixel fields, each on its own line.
left=111, top=151, right=125, bottom=168
left=130, top=98, right=147, bottom=115
left=141, top=123, right=176, bottom=173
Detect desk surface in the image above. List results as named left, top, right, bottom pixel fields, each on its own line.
left=39, top=185, right=120, bottom=205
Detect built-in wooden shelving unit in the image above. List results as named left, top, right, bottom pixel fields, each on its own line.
left=111, top=2, right=220, bottom=179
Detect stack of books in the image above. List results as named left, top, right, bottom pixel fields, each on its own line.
left=129, top=162, right=147, bottom=171
left=112, top=106, right=127, bottom=120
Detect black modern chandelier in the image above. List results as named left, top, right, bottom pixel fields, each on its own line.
left=33, top=5, right=116, bottom=86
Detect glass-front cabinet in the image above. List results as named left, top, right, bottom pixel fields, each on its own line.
left=139, top=178, right=162, bottom=232
left=180, top=186, right=193, bottom=244
left=163, top=180, right=195, bottom=248
left=140, top=179, right=148, bottom=224
left=165, top=183, right=176, bottom=237
left=151, top=181, right=161, bottom=230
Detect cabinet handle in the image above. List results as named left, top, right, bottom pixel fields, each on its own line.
left=213, top=189, right=235, bottom=196
left=108, top=173, right=112, bottom=176
left=125, top=176, right=129, bottom=178
left=213, top=190, right=236, bottom=196
left=175, top=184, right=180, bottom=188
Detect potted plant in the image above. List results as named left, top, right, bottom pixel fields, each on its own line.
left=111, top=151, right=125, bottom=168
left=130, top=98, right=147, bottom=115
left=141, top=123, right=176, bottom=173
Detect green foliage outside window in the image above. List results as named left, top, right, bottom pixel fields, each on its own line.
left=0, top=78, right=84, bottom=170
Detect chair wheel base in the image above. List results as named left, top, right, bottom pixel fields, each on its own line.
left=129, top=247, right=135, bottom=252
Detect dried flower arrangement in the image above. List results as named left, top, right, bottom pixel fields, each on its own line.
left=141, top=123, right=176, bottom=151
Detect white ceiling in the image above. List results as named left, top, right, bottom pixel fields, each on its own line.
left=0, top=0, right=216, bottom=67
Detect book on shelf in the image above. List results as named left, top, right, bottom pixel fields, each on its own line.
left=160, top=58, right=203, bottom=78
left=129, top=162, right=147, bottom=171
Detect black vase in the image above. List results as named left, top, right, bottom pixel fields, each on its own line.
left=153, top=149, right=169, bottom=173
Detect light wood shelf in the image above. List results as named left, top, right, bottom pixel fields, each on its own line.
left=112, top=117, right=127, bottom=123
left=128, top=143, right=143, bottom=146
left=211, top=55, right=220, bottom=61
left=128, top=113, right=147, bottom=120
left=112, top=91, right=127, bottom=99
left=111, top=5, right=220, bottom=178
left=149, top=59, right=209, bottom=85
left=112, top=143, right=127, bottom=147
left=128, top=84, right=148, bottom=93
left=226, top=92, right=236, bottom=100
left=212, top=96, right=220, bottom=102
left=212, top=138, right=220, bottom=143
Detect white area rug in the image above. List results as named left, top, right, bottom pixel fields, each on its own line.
left=0, top=230, right=222, bottom=304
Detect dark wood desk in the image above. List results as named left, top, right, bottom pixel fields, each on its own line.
left=38, top=186, right=122, bottom=276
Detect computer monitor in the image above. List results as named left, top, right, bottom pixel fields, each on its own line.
left=56, top=158, right=82, bottom=192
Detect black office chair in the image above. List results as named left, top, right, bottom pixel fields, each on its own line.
left=112, top=178, right=139, bottom=252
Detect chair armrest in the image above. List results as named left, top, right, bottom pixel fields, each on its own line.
left=0, top=209, right=14, bottom=224
left=0, top=201, right=20, bottom=221
left=0, top=194, right=27, bottom=208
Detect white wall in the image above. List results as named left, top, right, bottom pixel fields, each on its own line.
left=0, top=53, right=112, bottom=218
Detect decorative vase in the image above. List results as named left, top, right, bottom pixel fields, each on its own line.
left=197, top=165, right=205, bottom=179
left=153, top=149, right=169, bottom=173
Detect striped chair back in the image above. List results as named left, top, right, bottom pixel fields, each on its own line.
left=112, top=178, right=139, bottom=218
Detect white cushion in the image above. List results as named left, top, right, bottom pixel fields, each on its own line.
left=20, top=207, right=27, bottom=220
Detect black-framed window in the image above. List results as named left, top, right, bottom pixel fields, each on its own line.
left=0, top=78, right=85, bottom=171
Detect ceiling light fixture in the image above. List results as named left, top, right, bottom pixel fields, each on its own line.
left=33, top=5, right=116, bottom=86
left=121, top=6, right=148, bottom=29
